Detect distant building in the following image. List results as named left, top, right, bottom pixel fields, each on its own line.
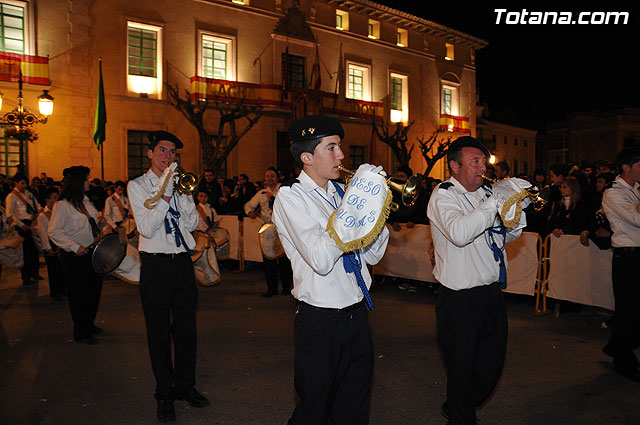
left=0, top=0, right=486, bottom=181
left=537, top=108, right=640, bottom=170
left=475, top=105, right=537, bottom=178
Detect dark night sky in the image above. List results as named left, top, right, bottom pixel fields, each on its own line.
left=373, top=3, right=640, bottom=129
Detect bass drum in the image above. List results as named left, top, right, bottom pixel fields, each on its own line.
left=91, top=233, right=127, bottom=274
left=258, top=222, right=285, bottom=260
left=208, top=226, right=230, bottom=260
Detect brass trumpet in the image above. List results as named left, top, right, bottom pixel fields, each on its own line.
left=338, top=165, right=421, bottom=211
left=143, top=163, right=199, bottom=209
left=482, top=175, right=547, bottom=212
left=173, top=165, right=199, bottom=195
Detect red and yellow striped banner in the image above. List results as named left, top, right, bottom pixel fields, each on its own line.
left=439, top=114, right=470, bottom=133
left=0, top=52, right=49, bottom=85
left=190, top=76, right=383, bottom=121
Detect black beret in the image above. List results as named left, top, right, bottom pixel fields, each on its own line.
left=616, top=147, right=640, bottom=167
left=447, top=136, right=490, bottom=159
left=62, top=165, right=90, bottom=178
left=148, top=131, right=184, bottom=149
left=288, top=115, right=344, bottom=144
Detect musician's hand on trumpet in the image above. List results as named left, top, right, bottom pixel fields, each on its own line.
left=161, top=162, right=178, bottom=199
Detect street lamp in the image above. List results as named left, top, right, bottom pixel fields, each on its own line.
left=0, top=71, right=54, bottom=174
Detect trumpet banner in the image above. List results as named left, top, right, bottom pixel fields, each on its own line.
left=326, top=168, right=392, bottom=252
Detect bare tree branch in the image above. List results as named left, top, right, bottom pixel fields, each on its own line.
left=416, top=130, right=453, bottom=177
left=372, top=120, right=415, bottom=167
left=167, top=83, right=264, bottom=177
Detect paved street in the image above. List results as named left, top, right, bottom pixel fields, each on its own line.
left=1, top=260, right=639, bottom=425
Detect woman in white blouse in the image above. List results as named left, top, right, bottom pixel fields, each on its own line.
left=48, top=166, right=104, bottom=344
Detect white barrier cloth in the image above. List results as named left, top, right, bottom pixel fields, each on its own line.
left=547, top=234, right=614, bottom=310
left=504, top=232, right=540, bottom=295
left=374, top=223, right=435, bottom=283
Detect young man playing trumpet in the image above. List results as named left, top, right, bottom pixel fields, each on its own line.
left=128, top=131, right=209, bottom=422
left=272, top=115, right=389, bottom=425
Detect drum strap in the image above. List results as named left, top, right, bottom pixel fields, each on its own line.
left=79, top=208, right=101, bottom=238
left=12, top=189, right=38, bottom=218
left=331, top=181, right=374, bottom=311
left=197, top=204, right=212, bottom=227
left=112, top=195, right=127, bottom=219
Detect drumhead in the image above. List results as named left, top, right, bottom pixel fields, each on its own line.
left=91, top=233, right=127, bottom=274
left=258, top=222, right=285, bottom=260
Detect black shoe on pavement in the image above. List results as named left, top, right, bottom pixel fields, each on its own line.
left=441, top=401, right=450, bottom=420
left=91, top=325, right=103, bottom=334
left=156, top=399, right=176, bottom=422
left=261, top=291, right=276, bottom=298
left=175, top=388, right=209, bottom=408
left=74, top=335, right=99, bottom=345
left=614, top=365, right=640, bottom=383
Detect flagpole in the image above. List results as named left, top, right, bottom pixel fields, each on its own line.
left=100, top=143, right=104, bottom=181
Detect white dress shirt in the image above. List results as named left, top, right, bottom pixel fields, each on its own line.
left=128, top=169, right=198, bottom=254
left=272, top=170, right=389, bottom=309
left=602, top=176, right=640, bottom=247
left=244, top=184, right=281, bottom=223
left=427, top=176, right=523, bottom=291
left=48, top=197, right=99, bottom=253
left=6, top=189, right=39, bottom=228
left=196, top=202, right=218, bottom=232
left=103, top=194, right=131, bottom=229
left=37, top=206, right=54, bottom=252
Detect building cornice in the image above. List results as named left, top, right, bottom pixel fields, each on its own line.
left=326, top=0, right=488, bottom=49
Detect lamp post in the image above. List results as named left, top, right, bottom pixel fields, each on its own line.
left=0, top=71, right=54, bottom=174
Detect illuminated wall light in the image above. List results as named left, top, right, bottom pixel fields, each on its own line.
left=390, top=109, right=402, bottom=123
left=489, top=155, right=497, bottom=164
left=129, top=75, right=156, bottom=95
left=232, top=0, right=247, bottom=4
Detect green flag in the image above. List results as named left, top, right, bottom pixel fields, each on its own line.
left=93, top=59, right=106, bottom=150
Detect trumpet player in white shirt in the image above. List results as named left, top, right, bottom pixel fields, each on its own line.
left=127, top=131, right=208, bottom=422
left=272, top=115, right=389, bottom=425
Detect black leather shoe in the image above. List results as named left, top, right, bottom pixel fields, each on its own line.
left=91, top=325, right=103, bottom=334
left=175, top=388, right=209, bottom=408
left=441, top=401, right=450, bottom=420
left=156, top=399, right=176, bottom=422
left=261, top=291, right=276, bottom=298
left=614, top=365, right=640, bottom=383
left=74, top=335, right=99, bottom=345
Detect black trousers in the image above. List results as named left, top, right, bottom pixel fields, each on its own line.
left=59, top=250, right=102, bottom=339
left=605, top=248, right=640, bottom=370
left=263, top=255, right=293, bottom=293
left=436, top=283, right=508, bottom=425
left=45, top=252, right=67, bottom=297
left=17, top=227, right=39, bottom=281
left=139, top=252, right=198, bottom=400
left=288, top=300, right=373, bottom=425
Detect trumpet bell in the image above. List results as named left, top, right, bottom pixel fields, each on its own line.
left=388, top=175, right=421, bottom=208
left=173, top=166, right=199, bottom=194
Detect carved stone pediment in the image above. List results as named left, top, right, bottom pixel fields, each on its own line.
left=273, top=5, right=315, bottom=42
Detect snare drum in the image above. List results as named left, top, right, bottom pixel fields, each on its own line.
left=91, top=233, right=127, bottom=274
left=191, top=230, right=208, bottom=262
left=208, top=226, right=230, bottom=260
left=258, top=222, right=285, bottom=260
